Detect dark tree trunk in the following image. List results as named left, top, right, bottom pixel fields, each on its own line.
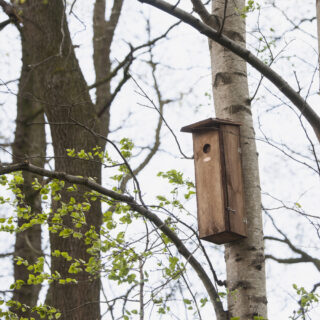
left=11, top=41, right=46, bottom=317
left=93, top=0, right=124, bottom=128
left=17, top=1, right=108, bottom=318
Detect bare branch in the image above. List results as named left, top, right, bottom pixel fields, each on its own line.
left=190, top=0, right=215, bottom=26
left=265, top=253, right=317, bottom=264
left=0, top=0, right=14, bottom=17
left=119, top=44, right=165, bottom=189
left=264, top=211, right=320, bottom=272
left=108, top=0, right=124, bottom=32
left=137, top=0, right=320, bottom=142
left=131, top=74, right=193, bottom=160
left=88, top=21, right=180, bottom=90
left=0, top=0, right=21, bottom=30
left=97, top=64, right=131, bottom=118
left=0, top=18, right=10, bottom=31
left=311, top=282, right=320, bottom=293
left=0, top=252, right=13, bottom=258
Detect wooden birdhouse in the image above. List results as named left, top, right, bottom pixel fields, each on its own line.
left=181, top=118, right=247, bottom=244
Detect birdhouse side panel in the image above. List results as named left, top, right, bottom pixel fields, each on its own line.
left=192, top=131, right=226, bottom=238
left=221, top=125, right=247, bottom=237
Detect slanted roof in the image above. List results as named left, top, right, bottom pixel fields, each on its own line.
left=180, top=118, right=241, bottom=133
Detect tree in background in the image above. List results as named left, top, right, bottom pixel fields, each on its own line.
left=0, top=0, right=186, bottom=318
left=11, top=30, right=46, bottom=316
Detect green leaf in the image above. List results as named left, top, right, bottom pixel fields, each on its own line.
left=59, top=229, right=73, bottom=238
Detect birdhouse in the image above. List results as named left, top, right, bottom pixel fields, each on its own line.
left=181, top=118, right=247, bottom=244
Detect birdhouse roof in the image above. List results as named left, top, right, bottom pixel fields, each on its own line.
left=180, top=118, right=241, bottom=133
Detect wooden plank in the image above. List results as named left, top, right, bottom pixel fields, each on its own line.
left=218, top=127, right=229, bottom=233
left=192, top=131, right=226, bottom=238
left=181, top=117, right=242, bottom=132
left=221, top=125, right=247, bottom=237
left=201, top=231, right=245, bottom=244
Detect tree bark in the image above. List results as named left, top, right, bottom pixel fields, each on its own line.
left=93, top=0, right=124, bottom=127
left=316, top=0, right=320, bottom=91
left=18, top=1, right=105, bottom=318
left=11, top=0, right=126, bottom=317
left=11, top=38, right=46, bottom=317
left=209, top=1, right=268, bottom=319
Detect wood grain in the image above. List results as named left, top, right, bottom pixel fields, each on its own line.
left=192, top=125, right=247, bottom=244
left=221, top=125, right=247, bottom=237
left=193, top=130, right=226, bottom=238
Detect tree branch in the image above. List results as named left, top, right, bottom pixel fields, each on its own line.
left=97, top=65, right=131, bottom=118
left=137, top=0, right=320, bottom=142
left=264, top=236, right=320, bottom=271
left=190, top=0, right=216, bottom=26
left=108, top=0, right=124, bottom=32
left=88, top=21, right=180, bottom=90
left=265, top=254, right=317, bottom=265
left=0, top=0, right=22, bottom=25
left=0, top=252, right=13, bottom=258
left=0, top=18, right=11, bottom=31
left=264, top=211, right=320, bottom=272
left=0, top=161, right=226, bottom=319
left=0, top=0, right=13, bottom=15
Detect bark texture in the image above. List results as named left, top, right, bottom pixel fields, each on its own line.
left=209, top=1, right=268, bottom=319
left=93, top=0, right=124, bottom=123
left=317, top=0, right=320, bottom=90
left=16, top=1, right=112, bottom=318
left=11, top=42, right=46, bottom=317
left=9, top=0, right=125, bottom=317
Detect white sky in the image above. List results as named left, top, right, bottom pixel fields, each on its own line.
left=0, top=0, right=319, bottom=319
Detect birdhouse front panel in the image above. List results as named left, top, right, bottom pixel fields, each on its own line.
left=192, top=130, right=226, bottom=238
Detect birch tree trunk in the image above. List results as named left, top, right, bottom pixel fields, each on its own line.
left=316, top=0, right=320, bottom=89
left=11, top=42, right=46, bottom=317
left=209, top=1, right=268, bottom=318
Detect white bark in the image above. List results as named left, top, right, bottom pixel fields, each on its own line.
left=209, top=1, right=268, bottom=319
left=316, top=0, right=320, bottom=90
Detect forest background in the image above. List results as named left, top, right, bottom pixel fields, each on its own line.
left=0, top=0, right=319, bottom=319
